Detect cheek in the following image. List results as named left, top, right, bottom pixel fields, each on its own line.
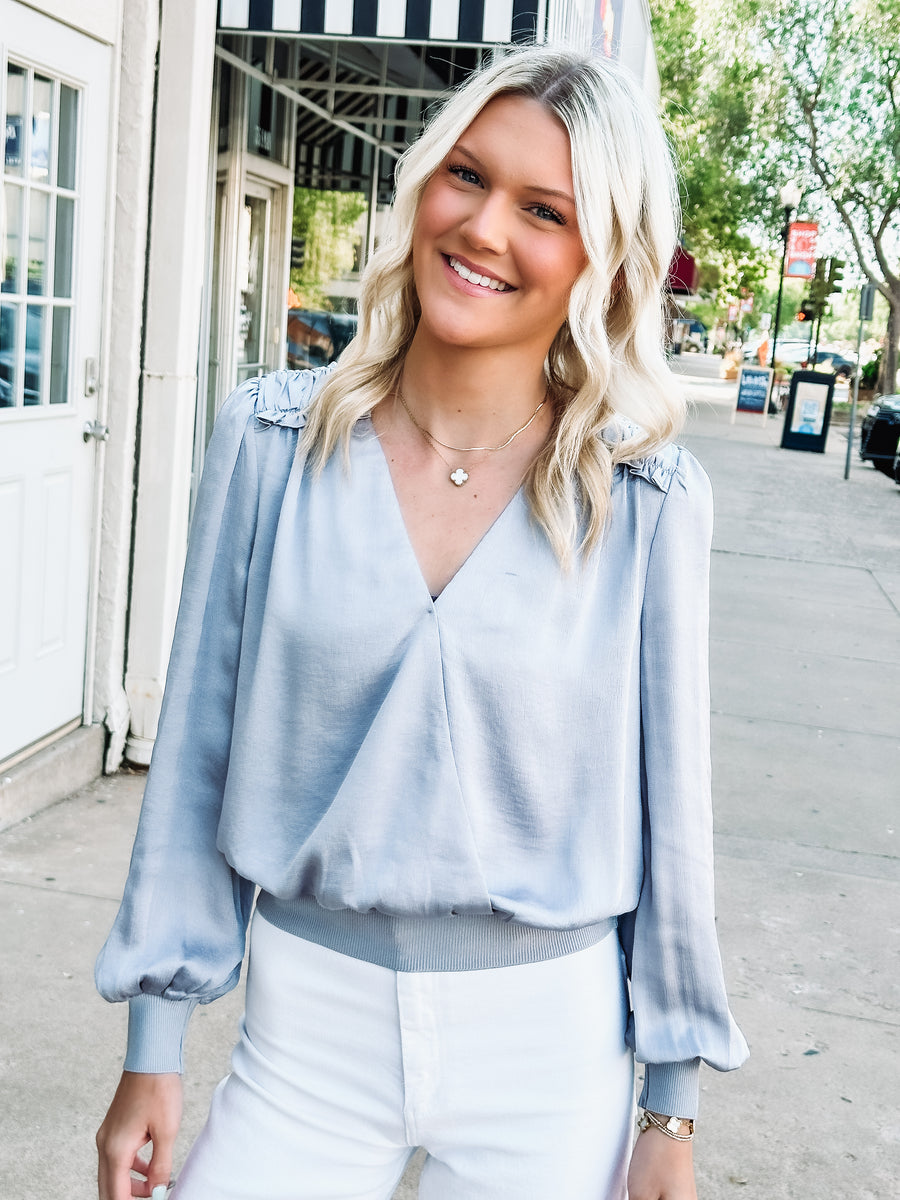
left=521, top=236, right=585, bottom=290
left=415, top=181, right=460, bottom=245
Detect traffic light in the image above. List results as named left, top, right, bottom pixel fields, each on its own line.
left=828, top=258, right=845, bottom=294
left=809, top=260, right=830, bottom=308
left=797, top=303, right=814, bottom=322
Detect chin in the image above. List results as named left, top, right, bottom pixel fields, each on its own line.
left=420, top=307, right=504, bottom=350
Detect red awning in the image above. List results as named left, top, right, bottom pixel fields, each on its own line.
left=668, top=247, right=698, bottom=294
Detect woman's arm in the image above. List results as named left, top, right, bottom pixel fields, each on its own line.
left=620, top=447, right=749, bottom=1118
left=95, top=380, right=266, bottom=1072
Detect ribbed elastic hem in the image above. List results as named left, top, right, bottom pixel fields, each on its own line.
left=639, top=1059, right=701, bottom=1119
left=256, top=893, right=616, bottom=973
left=123, top=993, right=199, bottom=1074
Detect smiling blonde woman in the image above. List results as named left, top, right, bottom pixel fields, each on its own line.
left=96, top=46, right=748, bottom=1200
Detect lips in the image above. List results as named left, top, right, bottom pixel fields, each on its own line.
left=444, top=254, right=515, bottom=293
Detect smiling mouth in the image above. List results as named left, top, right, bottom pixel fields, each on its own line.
left=445, top=255, right=514, bottom=292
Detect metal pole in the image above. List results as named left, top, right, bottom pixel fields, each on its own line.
left=843, top=313, right=866, bottom=480
left=365, top=143, right=380, bottom=267
left=768, top=206, right=787, bottom=374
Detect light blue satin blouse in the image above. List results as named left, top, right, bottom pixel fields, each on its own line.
left=96, top=366, right=748, bottom=1117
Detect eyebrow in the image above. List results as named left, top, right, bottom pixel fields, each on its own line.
left=453, top=143, right=577, bottom=207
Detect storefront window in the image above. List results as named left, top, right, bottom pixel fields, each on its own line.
left=247, top=76, right=288, bottom=163
left=243, top=37, right=292, bottom=165
left=217, top=62, right=231, bottom=153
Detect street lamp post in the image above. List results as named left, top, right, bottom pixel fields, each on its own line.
left=770, top=181, right=803, bottom=384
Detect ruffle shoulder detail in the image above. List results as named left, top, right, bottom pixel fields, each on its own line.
left=252, top=363, right=338, bottom=429
left=605, top=417, right=681, bottom=494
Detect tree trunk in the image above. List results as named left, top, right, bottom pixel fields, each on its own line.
left=879, top=292, right=900, bottom=395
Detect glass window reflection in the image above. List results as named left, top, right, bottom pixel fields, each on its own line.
left=0, top=300, right=19, bottom=407
left=5, top=65, right=26, bottom=177
left=2, top=184, right=23, bottom=293
left=2, top=66, right=80, bottom=409
left=24, top=304, right=44, bottom=405
left=57, top=86, right=78, bottom=190
left=54, top=196, right=73, bottom=298
left=30, top=75, right=53, bottom=182
left=50, top=306, right=70, bottom=404
left=28, top=189, right=50, bottom=295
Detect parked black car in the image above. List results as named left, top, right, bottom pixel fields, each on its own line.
left=812, top=350, right=856, bottom=380
left=859, top=394, right=900, bottom=475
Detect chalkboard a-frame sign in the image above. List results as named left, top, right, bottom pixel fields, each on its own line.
left=733, top=366, right=773, bottom=424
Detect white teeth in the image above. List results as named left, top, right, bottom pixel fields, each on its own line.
left=448, top=256, right=509, bottom=292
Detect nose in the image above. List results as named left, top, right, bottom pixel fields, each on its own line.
left=459, top=192, right=509, bottom=256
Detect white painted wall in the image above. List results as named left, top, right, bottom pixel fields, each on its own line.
left=124, top=0, right=219, bottom=764
left=15, top=0, right=119, bottom=44
left=91, top=0, right=159, bottom=770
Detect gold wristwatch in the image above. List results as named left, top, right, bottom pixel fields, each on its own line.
left=637, top=1110, right=695, bottom=1141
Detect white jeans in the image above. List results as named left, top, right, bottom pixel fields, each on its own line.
left=173, top=911, right=634, bottom=1200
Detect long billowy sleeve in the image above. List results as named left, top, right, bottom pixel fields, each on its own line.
left=95, top=379, right=264, bottom=1074
left=619, top=448, right=749, bottom=1117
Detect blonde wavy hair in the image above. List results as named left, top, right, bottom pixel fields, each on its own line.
left=302, top=45, right=684, bottom=565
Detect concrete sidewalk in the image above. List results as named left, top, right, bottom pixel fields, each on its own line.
left=2, top=356, right=898, bottom=1199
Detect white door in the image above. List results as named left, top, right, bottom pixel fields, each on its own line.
left=0, top=3, right=111, bottom=763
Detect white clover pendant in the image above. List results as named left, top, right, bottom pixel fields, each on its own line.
left=450, top=467, right=469, bottom=487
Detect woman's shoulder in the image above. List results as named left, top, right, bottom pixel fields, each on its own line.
left=215, top=364, right=338, bottom=435
left=605, top=417, right=709, bottom=498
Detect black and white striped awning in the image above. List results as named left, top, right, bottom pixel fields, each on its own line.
left=217, top=0, right=542, bottom=44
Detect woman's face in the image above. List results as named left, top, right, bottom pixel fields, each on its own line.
left=411, top=94, right=587, bottom=359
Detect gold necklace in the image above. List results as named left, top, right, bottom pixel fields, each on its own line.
left=396, top=388, right=548, bottom=487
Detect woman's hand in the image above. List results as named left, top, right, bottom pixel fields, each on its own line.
left=96, top=1071, right=183, bottom=1200
left=627, top=1126, right=698, bottom=1200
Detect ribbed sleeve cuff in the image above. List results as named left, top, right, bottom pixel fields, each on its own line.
left=639, top=1059, right=701, bottom=1119
left=123, top=994, right=200, bottom=1074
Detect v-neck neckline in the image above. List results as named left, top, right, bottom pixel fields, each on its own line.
left=361, top=416, right=525, bottom=604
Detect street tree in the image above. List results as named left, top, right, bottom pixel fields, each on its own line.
left=650, top=0, right=769, bottom=302
left=651, top=0, right=900, bottom=386
left=758, top=0, right=900, bottom=391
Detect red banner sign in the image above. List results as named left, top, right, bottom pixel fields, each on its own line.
left=785, top=222, right=818, bottom=279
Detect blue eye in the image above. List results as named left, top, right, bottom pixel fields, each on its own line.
left=448, top=163, right=482, bottom=186
left=531, top=203, right=566, bottom=225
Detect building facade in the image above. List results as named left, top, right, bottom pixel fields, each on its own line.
left=0, top=0, right=658, bottom=824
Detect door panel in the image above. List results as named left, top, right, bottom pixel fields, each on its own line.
left=0, top=2, right=111, bottom=761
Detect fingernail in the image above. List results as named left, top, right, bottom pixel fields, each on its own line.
left=151, top=1187, right=168, bottom=1200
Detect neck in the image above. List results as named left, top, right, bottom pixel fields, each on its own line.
left=399, top=332, right=550, bottom=444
